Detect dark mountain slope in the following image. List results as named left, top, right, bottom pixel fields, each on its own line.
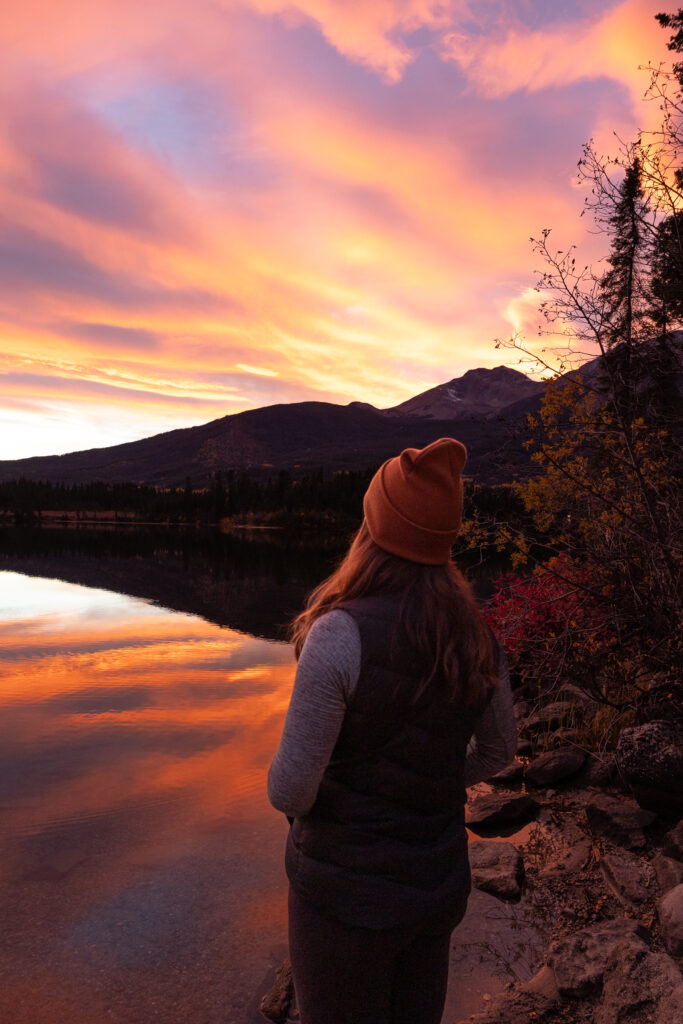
left=0, top=399, right=534, bottom=486
left=0, top=363, right=560, bottom=487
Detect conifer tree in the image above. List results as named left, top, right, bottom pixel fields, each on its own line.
left=651, top=210, right=683, bottom=332
left=656, top=9, right=683, bottom=88
left=595, top=157, right=650, bottom=432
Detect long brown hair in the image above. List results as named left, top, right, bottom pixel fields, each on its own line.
left=291, top=521, right=499, bottom=710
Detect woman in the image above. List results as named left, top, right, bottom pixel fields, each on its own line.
left=268, top=437, right=517, bottom=1024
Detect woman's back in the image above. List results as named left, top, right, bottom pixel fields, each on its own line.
left=286, top=592, right=480, bottom=929
left=268, top=438, right=517, bottom=1024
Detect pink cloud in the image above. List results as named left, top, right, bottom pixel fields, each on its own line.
left=241, top=0, right=466, bottom=82
left=0, top=0, right=675, bottom=458
left=440, top=0, right=668, bottom=112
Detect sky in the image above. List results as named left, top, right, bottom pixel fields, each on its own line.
left=0, top=0, right=674, bottom=459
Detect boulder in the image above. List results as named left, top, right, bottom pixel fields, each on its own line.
left=663, top=820, right=683, bottom=861
left=539, top=837, right=592, bottom=880
left=639, top=676, right=683, bottom=726
left=466, top=793, right=539, bottom=833
left=585, top=754, right=617, bottom=788
left=653, top=852, right=683, bottom=894
left=468, top=840, right=524, bottom=899
left=616, top=720, right=683, bottom=817
left=522, top=701, right=577, bottom=734
left=260, top=958, right=294, bottom=1023
left=525, top=747, right=586, bottom=787
left=458, top=987, right=558, bottom=1024
left=545, top=727, right=583, bottom=748
left=546, top=917, right=649, bottom=996
left=585, top=793, right=657, bottom=850
left=659, top=984, right=683, bottom=1021
left=553, top=682, right=591, bottom=702
left=599, top=850, right=652, bottom=907
left=488, top=760, right=524, bottom=785
left=658, top=883, right=683, bottom=957
left=513, top=699, right=529, bottom=721
left=595, top=943, right=683, bottom=1024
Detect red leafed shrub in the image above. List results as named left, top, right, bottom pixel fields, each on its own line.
left=483, top=553, right=608, bottom=690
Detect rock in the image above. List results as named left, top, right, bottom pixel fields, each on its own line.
left=553, top=683, right=596, bottom=708
left=640, top=676, right=683, bottom=727
left=659, top=984, right=683, bottom=1022
left=663, top=820, right=683, bottom=861
left=547, top=917, right=649, bottom=996
left=599, top=850, right=652, bottom=907
left=525, top=747, right=586, bottom=787
left=459, top=987, right=558, bottom=1024
left=616, top=720, right=683, bottom=817
left=513, top=699, right=529, bottom=720
left=458, top=992, right=556, bottom=1024
left=653, top=852, right=683, bottom=894
left=522, top=701, right=577, bottom=734
left=462, top=931, right=682, bottom=1024
left=539, top=837, right=592, bottom=880
left=585, top=793, right=657, bottom=850
left=516, top=737, right=532, bottom=755
left=595, top=943, right=683, bottom=1024
left=488, top=760, right=524, bottom=784
left=658, top=883, right=683, bottom=957
left=468, top=840, right=524, bottom=900
left=545, top=727, right=583, bottom=749
left=466, top=793, right=539, bottom=833
left=585, top=754, right=617, bottom=788
left=260, top=958, right=294, bottom=1023
left=519, top=963, right=560, bottom=1001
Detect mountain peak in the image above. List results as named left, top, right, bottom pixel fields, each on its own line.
left=384, top=364, right=545, bottom=420
left=460, top=365, right=531, bottom=380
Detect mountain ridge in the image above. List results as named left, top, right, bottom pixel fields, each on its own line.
left=0, top=363, right=552, bottom=487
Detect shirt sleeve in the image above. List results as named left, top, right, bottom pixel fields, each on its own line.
left=464, top=647, right=518, bottom=787
left=267, top=609, right=361, bottom=818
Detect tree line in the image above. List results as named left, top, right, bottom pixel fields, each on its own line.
left=0, top=470, right=372, bottom=525
left=0, top=471, right=524, bottom=531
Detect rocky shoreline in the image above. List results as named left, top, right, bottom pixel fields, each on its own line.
left=459, top=693, right=683, bottom=1024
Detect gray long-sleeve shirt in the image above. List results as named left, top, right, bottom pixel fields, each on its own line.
left=268, top=610, right=518, bottom=818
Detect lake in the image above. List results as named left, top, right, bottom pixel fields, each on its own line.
left=0, top=527, right=544, bottom=1024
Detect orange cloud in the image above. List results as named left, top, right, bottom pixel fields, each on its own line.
left=440, top=0, right=668, bottom=112
left=242, top=0, right=466, bottom=81
left=0, top=1, right=675, bottom=458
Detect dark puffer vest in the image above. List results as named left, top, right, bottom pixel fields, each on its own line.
left=286, top=594, right=482, bottom=929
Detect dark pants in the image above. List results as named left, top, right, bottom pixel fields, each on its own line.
left=288, top=886, right=460, bottom=1024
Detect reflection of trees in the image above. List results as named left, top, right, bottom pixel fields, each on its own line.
left=0, top=527, right=341, bottom=641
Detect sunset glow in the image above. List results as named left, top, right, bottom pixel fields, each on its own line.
left=0, top=573, right=296, bottom=840
left=0, top=0, right=672, bottom=458
left=0, top=570, right=297, bottom=1021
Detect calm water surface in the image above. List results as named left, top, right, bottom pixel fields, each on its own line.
left=0, top=567, right=297, bottom=1023
left=0, top=530, right=544, bottom=1024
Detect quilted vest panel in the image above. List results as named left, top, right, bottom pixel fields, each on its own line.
left=286, top=593, right=480, bottom=929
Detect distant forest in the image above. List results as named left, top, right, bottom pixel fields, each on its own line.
left=0, top=471, right=523, bottom=531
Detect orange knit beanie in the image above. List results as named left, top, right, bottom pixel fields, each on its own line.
left=363, top=437, right=467, bottom=565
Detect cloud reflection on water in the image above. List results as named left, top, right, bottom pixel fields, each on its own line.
left=0, top=572, right=295, bottom=844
